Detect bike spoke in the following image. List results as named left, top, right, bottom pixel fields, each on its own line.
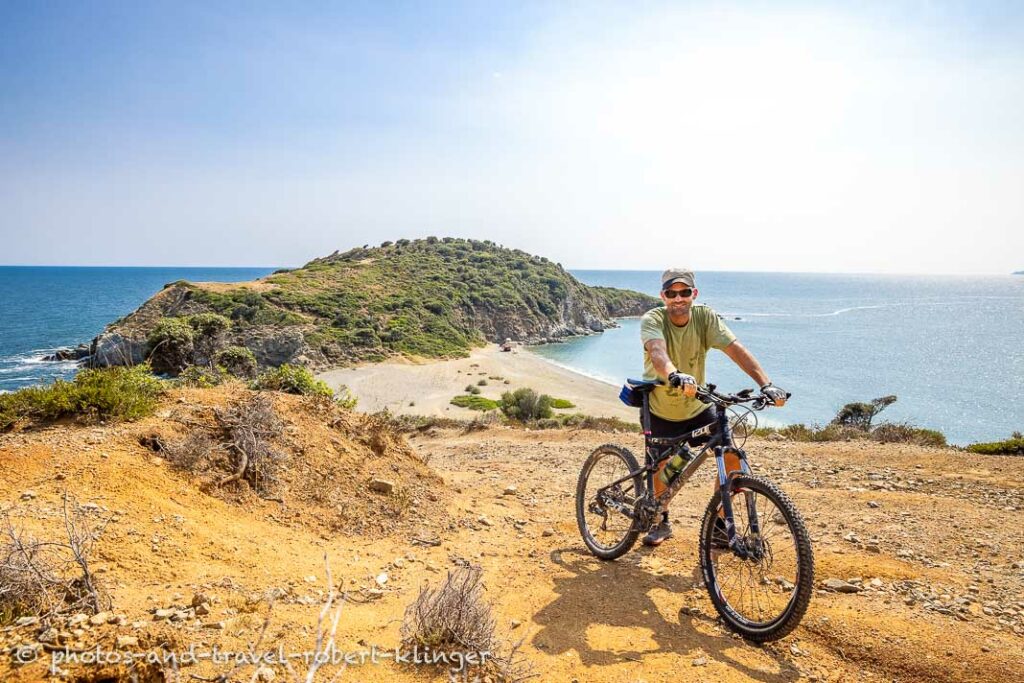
left=709, top=487, right=801, bottom=628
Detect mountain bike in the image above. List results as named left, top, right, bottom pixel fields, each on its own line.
left=575, top=379, right=814, bottom=641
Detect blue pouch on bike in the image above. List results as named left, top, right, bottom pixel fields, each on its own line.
left=619, top=384, right=644, bottom=408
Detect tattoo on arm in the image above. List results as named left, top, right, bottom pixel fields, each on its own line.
left=644, top=339, right=677, bottom=379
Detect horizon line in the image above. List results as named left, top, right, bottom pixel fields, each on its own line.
left=0, top=263, right=1019, bottom=277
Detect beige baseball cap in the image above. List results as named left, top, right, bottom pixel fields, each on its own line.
left=661, top=267, right=695, bottom=291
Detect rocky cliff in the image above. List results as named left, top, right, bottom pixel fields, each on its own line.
left=86, top=238, right=658, bottom=372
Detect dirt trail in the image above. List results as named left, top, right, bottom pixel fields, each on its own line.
left=1, top=394, right=1022, bottom=682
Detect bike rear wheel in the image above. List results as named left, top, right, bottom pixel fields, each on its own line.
left=576, top=444, right=644, bottom=560
left=699, top=474, right=814, bottom=641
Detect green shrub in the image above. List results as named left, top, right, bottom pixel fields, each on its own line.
left=477, top=379, right=487, bottom=386
left=178, top=364, right=229, bottom=388
left=335, top=385, right=358, bottom=410
left=450, top=395, right=500, bottom=411
left=215, top=346, right=258, bottom=379
left=550, top=398, right=575, bottom=409
left=187, top=313, right=232, bottom=364
left=832, top=395, right=897, bottom=431
left=504, top=412, right=640, bottom=432
left=872, top=422, right=947, bottom=447
left=253, top=364, right=333, bottom=398
left=500, top=388, right=553, bottom=421
left=147, top=318, right=194, bottom=375
left=966, top=435, right=1024, bottom=456
left=0, top=366, right=164, bottom=430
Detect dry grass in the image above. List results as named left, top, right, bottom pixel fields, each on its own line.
left=215, top=394, right=286, bottom=496
left=0, top=493, right=110, bottom=624
left=401, top=566, right=535, bottom=682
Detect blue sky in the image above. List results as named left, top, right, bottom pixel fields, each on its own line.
left=2, top=1, right=1022, bottom=272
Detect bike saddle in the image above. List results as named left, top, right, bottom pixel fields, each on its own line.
left=626, top=378, right=660, bottom=392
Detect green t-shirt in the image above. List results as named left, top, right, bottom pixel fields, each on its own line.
left=641, top=304, right=737, bottom=421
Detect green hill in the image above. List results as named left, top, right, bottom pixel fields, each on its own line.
left=87, top=238, right=658, bottom=371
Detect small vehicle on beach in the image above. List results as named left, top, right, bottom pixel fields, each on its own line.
left=575, top=379, right=814, bottom=641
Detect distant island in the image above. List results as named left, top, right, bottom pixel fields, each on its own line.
left=1015, top=270, right=1023, bottom=275
left=83, top=238, right=658, bottom=373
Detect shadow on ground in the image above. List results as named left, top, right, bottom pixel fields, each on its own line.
left=529, top=547, right=799, bottom=682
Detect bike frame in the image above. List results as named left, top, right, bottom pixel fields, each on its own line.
left=598, top=388, right=763, bottom=554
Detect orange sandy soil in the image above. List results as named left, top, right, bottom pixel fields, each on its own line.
left=1, top=385, right=1022, bottom=682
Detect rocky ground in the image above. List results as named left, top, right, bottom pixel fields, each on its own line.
left=1, top=390, right=1022, bottom=682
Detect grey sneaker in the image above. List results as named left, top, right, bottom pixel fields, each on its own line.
left=642, top=519, right=673, bottom=547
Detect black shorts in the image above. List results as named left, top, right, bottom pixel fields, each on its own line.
left=645, top=406, right=717, bottom=446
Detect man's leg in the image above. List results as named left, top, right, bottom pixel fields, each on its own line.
left=642, top=408, right=715, bottom=547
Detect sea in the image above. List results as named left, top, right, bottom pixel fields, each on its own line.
left=534, top=271, right=1024, bottom=446
left=1, top=266, right=1021, bottom=445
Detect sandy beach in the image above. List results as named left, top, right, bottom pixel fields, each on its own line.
left=317, top=344, right=637, bottom=420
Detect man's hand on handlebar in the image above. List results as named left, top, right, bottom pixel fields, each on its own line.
left=668, top=371, right=697, bottom=398
left=760, top=383, right=789, bottom=407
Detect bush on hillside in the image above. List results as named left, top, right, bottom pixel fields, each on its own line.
left=500, top=388, right=553, bottom=421
left=215, top=346, right=258, bottom=379
left=967, top=433, right=1024, bottom=456
left=178, top=364, right=230, bottom=388
left=187, top=313, right=232, bottom=365
left=832, top=395, right=897, bottom=431
left=252, top=364, right=333, bottom=398
left=147, top=318, right=195, bottom=375
left=0, top=366, right=164, bottom=430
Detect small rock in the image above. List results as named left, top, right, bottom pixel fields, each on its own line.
left=89, top=611, right=112, bottom=626
left=392, top=557, right=406, bottom=568
left=191, top=592, right=211, bottom=607
left=692, top=656, right=708, bottom=666
left=153, top=609, right=175, bottom=620
left=69, top=613, right=91, bottom=627
left=37, top=628, right=59, bottom=644
left=477, top=515, right=492, bottom=527
left=203, top=621, right=226, bottom=630
left=14, top=616, right=39, bottom=627
left=868, top=501, right=880, bottom=508
left=503, top=485, right=517, bottom=496
left=116, top=635, right=139, bottom=648
left=511, top=619, right=522, bottom=629
left=255, top=666, right=276, bottom=682
left=369, top=478, right=395, bottom=494
left=823, top=578, right=861, bottom=594
left=304, top=575, right=317, bottom=583
left=376, top=572, right=389, bottom=586
left=20, top=490, right=36, bottom=501
left=542, top=528, right=555, bottom=538
left=195, top=603, right=211, bottom=616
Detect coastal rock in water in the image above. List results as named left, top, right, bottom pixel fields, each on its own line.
left=42, top=345, right=90, bottom=362
left=89, top=332, right=147, bottom=367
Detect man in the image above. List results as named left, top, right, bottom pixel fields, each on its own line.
left=640, top=267, right=788, bottom=546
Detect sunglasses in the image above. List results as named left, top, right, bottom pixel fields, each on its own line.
left=663, top=288, right=693, bottom=299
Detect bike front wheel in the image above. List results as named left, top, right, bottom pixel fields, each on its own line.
left=699, top=474, right=814, bottom=641
left=576, top=444, right=644, bottom=560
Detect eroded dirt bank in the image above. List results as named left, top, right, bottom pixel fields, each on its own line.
left=1, top=388, right=1022, bottom=682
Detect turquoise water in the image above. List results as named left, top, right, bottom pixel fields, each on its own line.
left=531, top=271, right=1024, bottom=445
left=0, top=267, right=276, bottom=391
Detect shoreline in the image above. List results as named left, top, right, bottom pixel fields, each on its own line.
left=316, top=344, right=637, bottom=421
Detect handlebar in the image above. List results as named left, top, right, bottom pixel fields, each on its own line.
left=650, top=380, right=791, bottom=409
